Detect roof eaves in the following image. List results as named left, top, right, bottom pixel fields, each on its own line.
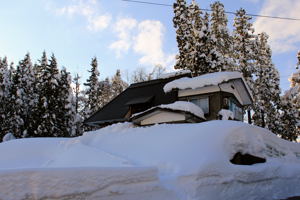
left=131, top=106, right=205, bottom=121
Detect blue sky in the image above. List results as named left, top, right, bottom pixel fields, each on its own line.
left=0, top=0, right=299, bottom=90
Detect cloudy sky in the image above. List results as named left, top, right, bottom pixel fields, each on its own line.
left=0, top=0, right=300, bottom=90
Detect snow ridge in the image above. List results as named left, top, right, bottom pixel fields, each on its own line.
left=164, top=71, right=243, bottom=93
left=159, top=101, right=205, bottom=119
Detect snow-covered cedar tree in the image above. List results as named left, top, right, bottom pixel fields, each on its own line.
left=201, top=12, right=224, bottom=74
left=284, top=69, right=300, bottom=119
left=35, top=54, right=62, bottom=137
left=277, top=98, right=299, bottom=141
left=56, top=68, right=76, bottom=137
left=232, top=8, right=256, bottom=88
left=210, top=1, right=235, bottom=71
left=99, top=77, right=112, bottom=108
left=232, top=8, right=256, bottom=123
left=252, top=32, right=281, bottom=135
left=173, top=0, right=230, bottom=76
left=279, top=68, right=300, bottom=141
left=83, top=57, right=102, bottom=118
left=10, top=53, right=36, bottom=138
left=111, top=69, right=128, bottom=99
left=173, top=0, right=193, bottom=72
left=0, top=57, right=13, bottom=139
left=32, top=52, right=48, bottom=137
left=72, top=74, right=84, bottom=136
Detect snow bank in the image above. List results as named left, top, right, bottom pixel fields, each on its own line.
left=0, top=121, right=299, bottom=199
left=164, top=71, right=243, bottom=93
left=0, top=167, right=178, bottom=200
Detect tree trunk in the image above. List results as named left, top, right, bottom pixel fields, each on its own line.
left=247, top=109, right=252, bottom=124
left=261, top=110, right=265, bottom=128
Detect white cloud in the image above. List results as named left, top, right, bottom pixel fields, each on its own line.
left=87, top=15, right=111, bottom=31
left=134, top=20, right=165, bottom=65
left=110, top=19, right=175, bottom=68
left=109, top=18, right=137, bottom=57
left=56, top=0, right=111, bottom=32
left=253, top=0, right=300, bottom=53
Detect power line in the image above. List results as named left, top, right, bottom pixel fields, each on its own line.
left=121, top=0, right=300, bottom=21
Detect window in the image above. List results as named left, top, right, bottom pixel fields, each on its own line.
left=189, top=97, right=209, bottom=114
left=228, top=98, right=243, bottom=121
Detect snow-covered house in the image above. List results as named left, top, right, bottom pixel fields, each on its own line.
left=84, top=71, right=253, bottom=127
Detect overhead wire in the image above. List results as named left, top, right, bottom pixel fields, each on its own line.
left=121, top=0, right=300, bottom=21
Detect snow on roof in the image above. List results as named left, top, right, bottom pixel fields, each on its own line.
left=0, top=121, right=300, bottom=199
left=159, top=101, right=205, bottom=119
left=164, top=71, right=243, bottom=93
left=132, top=101, right=205, bottom=119
left=158, top=69, right=191, bottom=79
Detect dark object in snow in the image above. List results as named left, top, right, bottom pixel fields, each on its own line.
left=282, top=197, right=300, bottom=200
left=230, top=152, right=266, bottom=165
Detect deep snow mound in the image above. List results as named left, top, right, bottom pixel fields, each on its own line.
left=0, top=121, right=299, bottom=200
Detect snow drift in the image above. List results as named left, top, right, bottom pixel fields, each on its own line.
left=0, top=121, right=299, bottom=199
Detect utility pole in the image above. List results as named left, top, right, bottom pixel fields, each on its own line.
left=297, top=51, right=300, bottom=69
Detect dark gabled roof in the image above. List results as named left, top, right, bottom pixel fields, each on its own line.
left=84, top=73, right=191, bottom=126
left=125, top=95, right=154, bottom=106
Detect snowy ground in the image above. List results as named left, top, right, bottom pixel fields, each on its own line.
left=0, top=121, right=300, bottom=200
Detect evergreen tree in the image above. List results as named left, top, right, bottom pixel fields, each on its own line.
left=277, top=98, right=299, bottom=141
left=0, top=57, right=12, bottom=138
left=210, top=1, right=234, bottom=71
left=252, top=33, right=281, bottom=134
left=99, top=77, right=112, bottom=107
left=173, top=0, right=193, bottom=71
left=201, top=12, right=223, bottom=74
left=10, top=54, right=36, bottom=138
left=285, top=69, right=300, bottom=115
left=111, top=69, right=128, bottom=99
left=232, top=8, right=256, bottom=85
left=35, top=54, right=61, bottom=137
left=73, top=74, right=83, bottom=136
left=173, top=0, right=226, bottom=76
left=191, top=8, right=210, bottom=75
left=56, top=68, right=75, bottom=136
left=33, top=52, right=48, bottom=136
left=83, top=57, right=101, bottom=118
left=233, top=8, right=256, bottom=123
left=279, top=66, right=300, bottom=141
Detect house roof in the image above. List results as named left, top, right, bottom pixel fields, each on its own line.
left=84, top=72, right=191, bottom=126
left=130, top=107, right=204, bottom=126
left=132, top=101, right=205, bottom=120
left=164, top=71, right=253, bottom=105
left=164, top=72, right=245, bottom=92
left=125, top=95, right=154, bottom=106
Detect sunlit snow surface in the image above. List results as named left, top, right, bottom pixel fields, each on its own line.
left=0, top=121, right=299, bottom=199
